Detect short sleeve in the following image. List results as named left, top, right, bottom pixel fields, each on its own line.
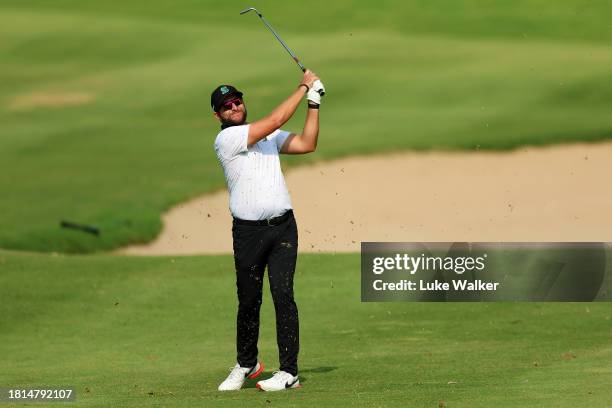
left=274, top=129, right=292, bottom=152
left=214, top=125, right=249, bottom=159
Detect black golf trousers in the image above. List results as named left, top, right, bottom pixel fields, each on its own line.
left=232, top=210, right=299, bottom=376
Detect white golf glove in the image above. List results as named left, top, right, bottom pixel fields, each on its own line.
left=307, top=80, right=325, bottom=105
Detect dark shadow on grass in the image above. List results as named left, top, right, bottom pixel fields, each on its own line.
left=243, top=367, right=337, bottom=388
left=299, top=367, right=338, bottom=384
left=300, top=366, right=337, bottom=374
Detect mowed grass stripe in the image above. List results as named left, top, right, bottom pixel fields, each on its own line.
left=0, top=250, right=611, bottom=407
left=2, top=5, right=612, bottom=252
left=3, top=0, right=612, bottom=44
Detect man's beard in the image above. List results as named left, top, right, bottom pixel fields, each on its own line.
left=221, top=108, right=247, bottom=129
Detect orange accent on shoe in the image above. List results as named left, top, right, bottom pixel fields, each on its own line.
left=255, top=383, right=262, bottom=391
left=248, top=361, right=265, bottom=379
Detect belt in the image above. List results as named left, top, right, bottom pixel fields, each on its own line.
left=233, top=210, right=293, bottom=226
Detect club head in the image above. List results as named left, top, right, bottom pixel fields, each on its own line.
left=240, top=7, right=261, bottom=16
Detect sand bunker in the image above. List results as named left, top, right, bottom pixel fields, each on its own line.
left=121, top=142, right=612, bottom=255
left=9, top=92, right=94, bottom=111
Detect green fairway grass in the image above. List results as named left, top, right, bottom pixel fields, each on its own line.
left=1, top=250, right=611, bottom=407
left=1, top=1, right=612, bottom=253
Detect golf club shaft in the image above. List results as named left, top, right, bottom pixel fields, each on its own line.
left=241, top=7, right=306, bottom=72
left=257, top=14, right=306, bottom=72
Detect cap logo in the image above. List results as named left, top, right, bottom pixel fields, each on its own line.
left=220, top=86, right=230, bottom=95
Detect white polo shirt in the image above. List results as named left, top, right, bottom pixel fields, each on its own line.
left=214, top=124, right=293, bottom=221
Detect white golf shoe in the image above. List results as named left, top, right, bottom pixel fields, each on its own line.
left=256, top=370, right=300, bottom=391
left=217, top=361, right=264, bottom=391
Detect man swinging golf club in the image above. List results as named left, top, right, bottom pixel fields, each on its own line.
left=212, top=70, right=325, bottom=392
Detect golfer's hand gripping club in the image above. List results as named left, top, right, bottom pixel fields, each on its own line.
left=307, top=81, right=325, bottom=105
left=300, top=70, right=318, bottom=91
left=300, top=71, right=324, bottom=105
left=309, top=79, right=325, bottom=104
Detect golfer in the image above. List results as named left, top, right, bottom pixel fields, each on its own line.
left=212, top=70, right=324, bottom=392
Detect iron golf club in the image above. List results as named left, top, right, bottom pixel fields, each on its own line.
left=240, top=7, right=325, bottom=95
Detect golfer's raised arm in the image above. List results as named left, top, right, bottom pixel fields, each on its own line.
left=247, top=70, right=319, bottom=146
left=280, top=77, right=325, bottom=154
left=280, top=106, right=319, bottom=154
